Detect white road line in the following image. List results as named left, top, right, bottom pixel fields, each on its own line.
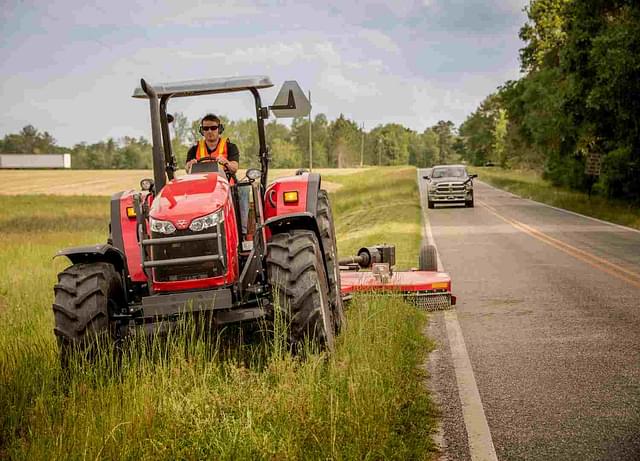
left=445, top=310, right=498, bottom=461
left=478, top=180, right=640, bottom=235
left=417, top=169, right=498, bottom=461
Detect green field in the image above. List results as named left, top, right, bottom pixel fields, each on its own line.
left=0, top=167, right=438, bottom=460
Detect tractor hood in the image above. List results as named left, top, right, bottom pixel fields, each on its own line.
left=149, top=173, right=229, bottom=225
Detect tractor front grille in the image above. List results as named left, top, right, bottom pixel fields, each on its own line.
left=149, top=223, right=227, bottom=282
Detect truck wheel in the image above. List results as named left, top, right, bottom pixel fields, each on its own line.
left=267, top=230, right=335, bottom=352
left=317, top=189, right=345, bottom=333
left=465, top=195, right=474, bottom=208
left=428, top=199, right=435, bottom=209
left=419, top=244, right=438, bottom=272
left=53, top=262, right=123, bottom=366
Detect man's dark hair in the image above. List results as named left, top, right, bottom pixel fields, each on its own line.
left=201, top=114, right=221, bottom=124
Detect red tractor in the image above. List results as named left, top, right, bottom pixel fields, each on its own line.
left=52, top=75, right=455, bottom=362
left=53, top=76, right=343, bottom=357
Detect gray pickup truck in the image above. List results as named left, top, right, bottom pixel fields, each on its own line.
left=424, top=164, right=477, bottom=209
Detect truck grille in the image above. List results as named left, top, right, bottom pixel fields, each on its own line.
left=434, top=182, right=466, bottom=195
left=149, top=223, right=226, bottom=282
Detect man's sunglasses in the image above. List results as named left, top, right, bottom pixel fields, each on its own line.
left=202, top=125, right=219, bottom=131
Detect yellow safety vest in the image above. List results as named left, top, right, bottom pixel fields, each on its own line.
left=196, top=137, right=228, bottom=161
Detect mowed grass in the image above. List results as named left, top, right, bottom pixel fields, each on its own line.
left=324, top=167, right=423, bottom=269
left=0, top=167, right=438, bottom=459
left=470, top=167, right=640, bottom=230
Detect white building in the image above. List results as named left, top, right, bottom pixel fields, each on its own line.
left=0, top=153, right=71, bottom=169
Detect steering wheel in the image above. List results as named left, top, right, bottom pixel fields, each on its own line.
left=192, top=157, right=237, bottom=183
left=189, top=157, right=220, bottom=174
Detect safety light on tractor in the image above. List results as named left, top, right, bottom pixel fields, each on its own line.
left=283, top=191, right=299, bottom=204
left=126, top=207, right=136, bottom=218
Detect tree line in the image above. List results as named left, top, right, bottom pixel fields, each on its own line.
left=458, top=0, right=640, bottom=202
left=0, top=115, right=462, bottom=171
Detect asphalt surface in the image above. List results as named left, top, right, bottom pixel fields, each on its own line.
left=420, top=172, right=640, bottom=461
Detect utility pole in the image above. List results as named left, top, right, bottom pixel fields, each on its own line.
left=308, top=90, right=312, bottom=171
left=360, top=123, right=365, bottom=167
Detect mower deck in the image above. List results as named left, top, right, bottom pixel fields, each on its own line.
left=339, top=269, right=456, bottom=310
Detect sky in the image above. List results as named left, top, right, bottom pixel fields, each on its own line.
left=0, top=0, right=529, bottom=147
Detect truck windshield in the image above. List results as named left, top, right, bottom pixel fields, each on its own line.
left=432, top=167, right=466, bottom=178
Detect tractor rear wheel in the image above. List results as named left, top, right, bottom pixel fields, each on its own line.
left=53, top=262, right=124, bottom=366
left=419, top=243, right=439, bottom=272
left=266, top=230, right=335, bottom=352
left=316, top=189, right=345, bottom=333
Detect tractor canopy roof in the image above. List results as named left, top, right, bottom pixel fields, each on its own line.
left=132, top=75, right=273, bottom=99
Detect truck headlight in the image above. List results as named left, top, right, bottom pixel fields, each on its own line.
left=189, top=209, right=224, bottom=232
left=149, top=217, right=176, bottom=234
left=428, top=184, right=437, bottom=192
left=465, top=182, right=472, bottom=191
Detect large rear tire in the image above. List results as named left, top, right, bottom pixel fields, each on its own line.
left=53, top=262, right=124, bottom=366
left=419, top=243, right=438, bottom=272
left=316, top=189, right=345, bottom=333
left=266, top=230, right=335, bottom=352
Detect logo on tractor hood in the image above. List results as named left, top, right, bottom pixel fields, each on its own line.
left=175, top=219, right=189, bottom=229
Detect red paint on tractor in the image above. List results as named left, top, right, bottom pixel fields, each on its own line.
left=339, top=270, right=452, bottom=294
left=150, top=173, right=227, bottom=223
left=147, top=173, right=240, bottom=292
left=119, top=191, right=146, bottom=282
left=264, top=175, right=310, bottom=219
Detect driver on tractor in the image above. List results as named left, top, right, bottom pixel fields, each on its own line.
left=185, top=114, right=239, bottom=177
left=185, top=113, right=249, bottom=238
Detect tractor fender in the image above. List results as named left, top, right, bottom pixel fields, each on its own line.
left=54, top=243, right=127, bottom=275
left=264, top=212, right=330, bottom=278
left=264, top=172, right=321, bottom=219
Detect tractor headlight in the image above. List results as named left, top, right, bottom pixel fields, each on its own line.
left=189, top=209, right=224, bottom=232
left=149, top=217, right=176, bottom=234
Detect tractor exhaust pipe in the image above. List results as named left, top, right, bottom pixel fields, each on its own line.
left=140, top=79, right=167, bottom=193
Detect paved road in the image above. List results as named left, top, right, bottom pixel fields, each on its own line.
left=420, top=172, right=640, bottom=460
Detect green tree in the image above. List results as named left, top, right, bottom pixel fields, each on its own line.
left=328, top=115, right=361, bottom=167
left=492, top=108, right=509, bottom=167
left=432, top=121, right=455, bottom=164
left=0, top=125, right=61, bottom=154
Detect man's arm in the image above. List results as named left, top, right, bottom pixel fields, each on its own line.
left=185, top=145, right=197, bottom=172
left=218, top=142, right=239, bottom=174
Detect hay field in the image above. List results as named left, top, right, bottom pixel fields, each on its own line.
left=0, top=168, right=367, bottom=195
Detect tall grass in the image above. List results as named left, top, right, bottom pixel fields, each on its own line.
left=471, top=167, right=640, bottom=230
left=0, top=168, right=438, bottom=459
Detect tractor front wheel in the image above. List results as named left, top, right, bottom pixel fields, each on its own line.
left=53, top=262, right=124, bottom=366
left=266, top=230, right=335, bottom=352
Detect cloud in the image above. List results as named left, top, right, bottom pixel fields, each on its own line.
left=357, top=29, right=400, bottom=54
left=1, top=0, right=528, bottom=146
